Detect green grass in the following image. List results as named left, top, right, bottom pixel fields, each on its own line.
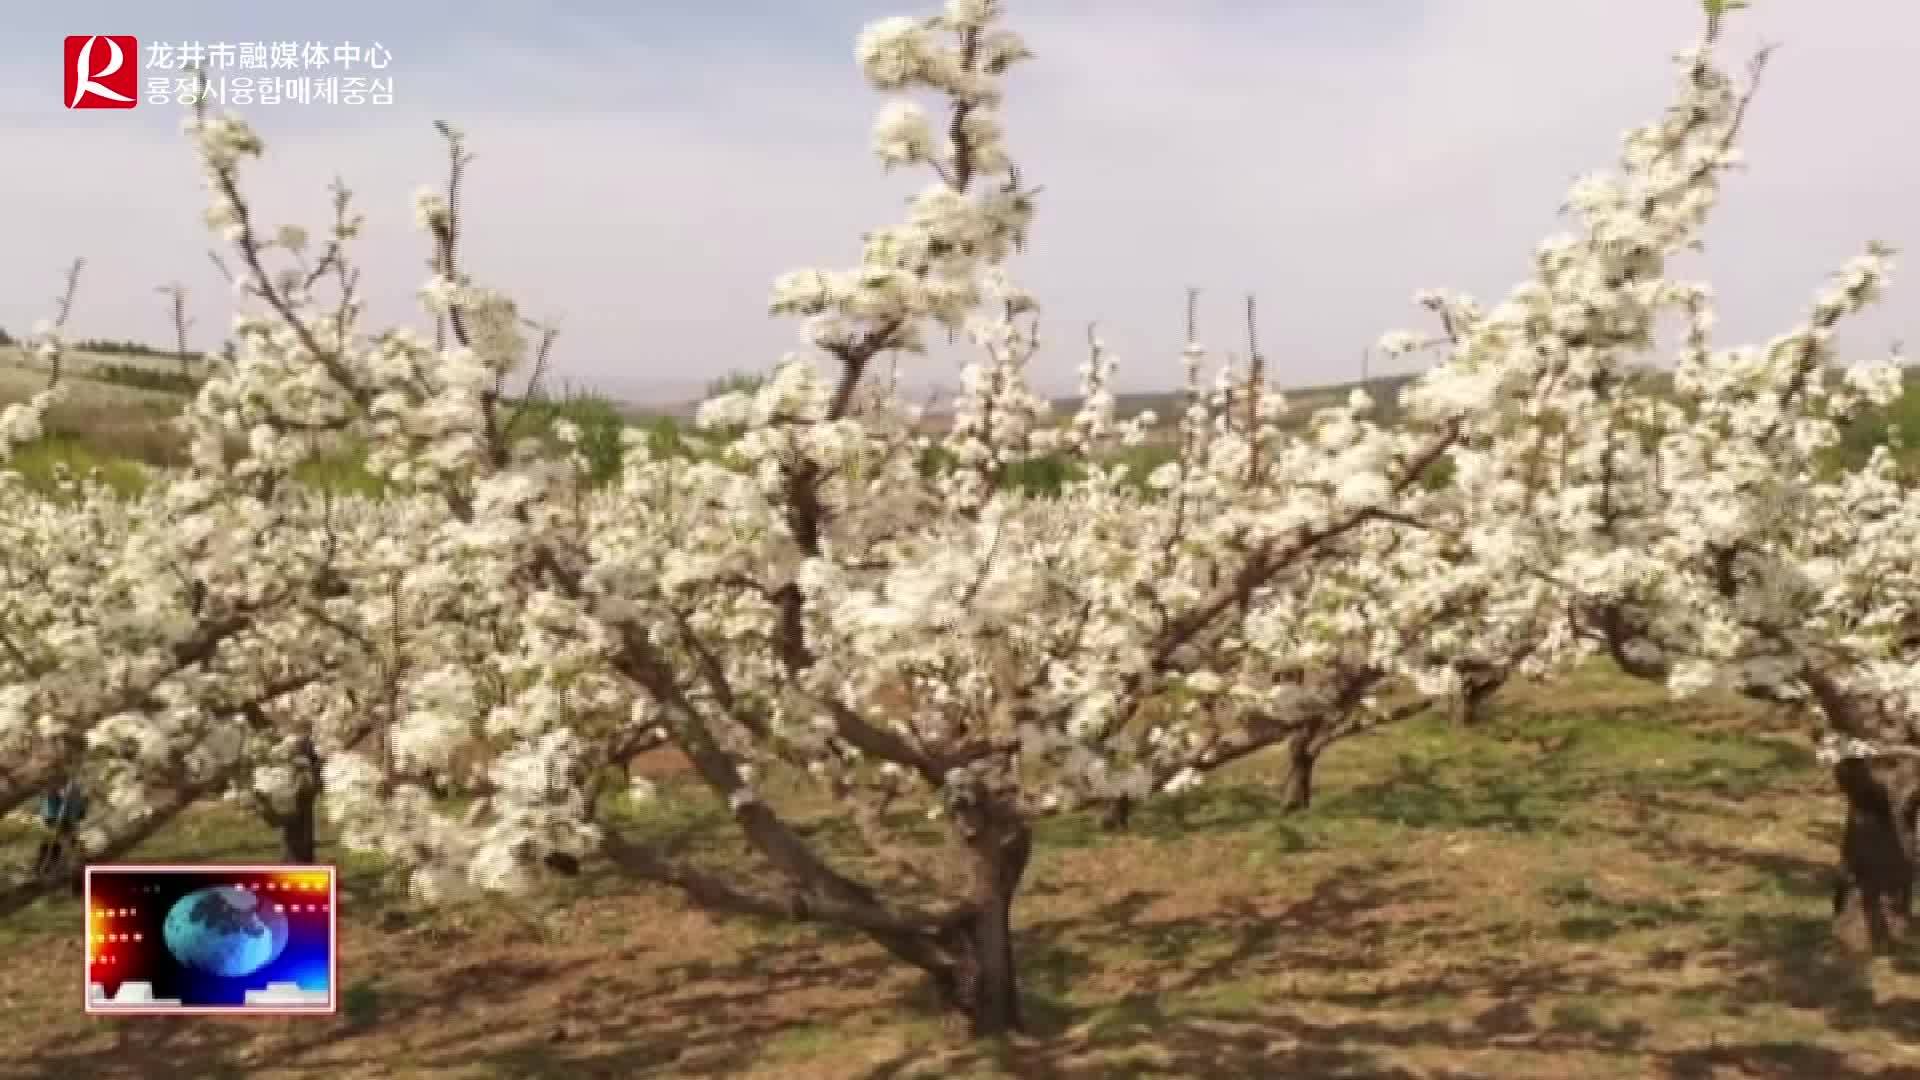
left=341, top=978, right=385, bottom=1029
left=290, top=442, right=387, bottom=497
left=5, top=433, right=151, bottom=496
left=760, top=1021, right=845, bottom=1062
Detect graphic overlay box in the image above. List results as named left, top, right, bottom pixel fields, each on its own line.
left=84, top=864, right=337, bottom=1015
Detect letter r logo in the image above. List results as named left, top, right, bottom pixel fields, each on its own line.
left=65, top=36, right=139, bottom=109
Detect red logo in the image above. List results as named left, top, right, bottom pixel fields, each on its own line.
left=64, top=36, right=138, bottom=109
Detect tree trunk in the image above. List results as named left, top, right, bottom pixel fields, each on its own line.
left=32, top=828, right=84, bottom=896
left=1279, top=732, right=1318, bottom=811
left=279, top=736, right=322, bottom=864
left=1831, top=757, right=1919, bottom=952
left=281, top=787, right=318, bottom=864
left=934, top=806, right=1033, bottom=1036
left=1458, top=674, right=1500, bottom=727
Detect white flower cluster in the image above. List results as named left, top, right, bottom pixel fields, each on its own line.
left=1815, top=734, right=1881, bottom=766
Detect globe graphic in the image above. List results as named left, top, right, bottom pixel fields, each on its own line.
left=162, top=885, right=290, bottom=978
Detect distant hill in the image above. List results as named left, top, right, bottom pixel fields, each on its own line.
left=12, top=330, right=1916, bottom=447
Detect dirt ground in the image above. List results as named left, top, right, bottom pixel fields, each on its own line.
left=4, top=669, right=1920, bottom=1078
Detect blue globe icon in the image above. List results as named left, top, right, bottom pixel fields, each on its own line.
left=161, top=885, right=290, bottom=978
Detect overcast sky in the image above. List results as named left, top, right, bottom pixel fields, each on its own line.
left=3, top=1, right=1916, bottom=403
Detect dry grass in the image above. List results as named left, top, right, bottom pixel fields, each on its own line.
left=2, top=669, right=1918, bottom=1078
left=0, top=351, right=187, bottom=486
left=0, top=349, right=388, bottom=496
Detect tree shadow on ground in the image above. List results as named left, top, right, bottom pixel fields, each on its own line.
left=14, top=864, right=1917, bottom=1080
left=1660, top=1042, right=1920, bottom=1079
left=920, top=847, right=1918, bottom=1079
left=413, top=944, right=911, bottom=1078
left=882, top=861, right=1641, bottom=1077
left=1118, top=755, right=1574, bottom=843
left=1593, top=791, right=1920, bottom=1043
left=8, top=756, right=1917, bottom=1080
left=7, top=947, right=574, bottom=1079
left=850, top=996, right=1654, bottom=1079
left=1299, top=752, right=1583, bottom=835
left=1708, top=909, right=1920, bottom=1048
left=856, top=1005, right=1468, bottom=1080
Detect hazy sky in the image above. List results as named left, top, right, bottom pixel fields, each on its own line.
left=4, top=1, right=1916, bottom=402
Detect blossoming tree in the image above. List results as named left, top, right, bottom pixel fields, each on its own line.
left=152, top=0, right=1502, bottom=1033
left=0, top=313, right=371, bottom=909
left=1367, top=14, right=1916, bottom=947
